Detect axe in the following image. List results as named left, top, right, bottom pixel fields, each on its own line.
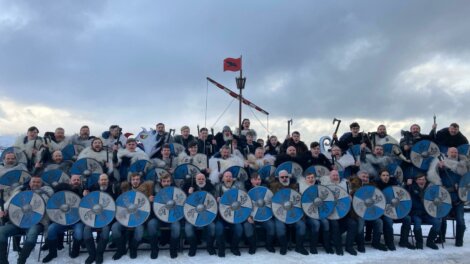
left=332, top=118, right=341, bottom=136
left=287, top=119, right=293, bottom=137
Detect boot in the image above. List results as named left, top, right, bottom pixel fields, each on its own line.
left=206, top=236, right=216, bottom=255
left=95, top=239, right=107, bottom=264
left=84, top=239, right=96, bottom=264
left=332, top=230, right=343, bottom=255
left=384, top=230, right=396, bottom=251
left=40, top=240, right=49, bottom=251
left=17, top=242, right=35, bottom=264
left=12, top=236, right=21, bottom=252
left=322, top=231, right=334, bottom=254
left=265, top=235, right=275, bottom=253
left=414, top=229, right=423, bottom=250
left=278, top=235, right=288, bottom=255
left=345, top=229, right=357, bottom=256
left=216, top=235, right=225, bottom=257
left=247, top=235, right=256, bottom=254
left=129, top=239, right=138, bottom=259
left=426, top=229, right=439, bottom=250
left=435, top=219, right=447, bottom=243
left=295, top=234, right=308, bottom=255
left=309, top=234, right=318, bottom=254
left=230, top=235, right=241, bottom=256
left=170, top=238, right=178, bottom=259
left=69, top=239, right=81, bottom=258
left=398, top=225, right=415, bottom=249
left=42, top=239, right=58, bottom=263
left=455, top=225, right=465, bottom=247
left=57, top=234, right=64, bottom=250
left=112, top=236, right=126, bottom=260
left=0, top=242, right=8, bottom=264
left=371, top=231, right=387, bottom=251
left=188, top=236, right=197, bottom=257
left=150, top=236, right=159, bottom=259
left=364, top=223, right=372, bottom=242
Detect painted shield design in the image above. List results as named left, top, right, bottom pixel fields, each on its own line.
left=219, top=189, right=252, bottom=224
left=0, top=170, right=31, bottom=190
left=71, top=158, right=103, bottom=188
left=223, top=166, right=249, bottom=182
left=327, top=185, right=351, bottom=220
left=458, top=172, right=470, bottom=202
left=61, top=144, right=85, bottom=161
left=275, top=161, right=303, bottom=179
left=169, top=143, right=185, bottom=156
left=301, top=185, right=335, bottom=219
left=248, top=186, right=273, bottom=222
left=115, top=190, right=151, bottom=228
left=129, top=160, right=154, bottom=176
left=145, top=168, right=171, bottom=182
left=382, top=186, right=412, bottom=219
left=424, top=185, right=452, bottom=218
left=387, top=163, right=404, bottom=184
left=153, top=186, right=186, bottom=223
left=173, top=164, right=201, bottom=180
left=353, top=186, right=386, bottom=221
left=41, top=169, right=70, bottom=187
left=258, top=165, right=276, bottom=181
left=184, top=191, right=217, bottom=227
left=272, top=188, right=303, bottom=224
left=8, top=191, right=45, bottom=228
left=410, top=140, right=440, bottom=170
left=46, top=191, right=81, bottom=226
left=79, top=191, right=116, bottom=228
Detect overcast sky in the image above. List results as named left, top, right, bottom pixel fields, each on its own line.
left=1, top=0, right=470, bottom=143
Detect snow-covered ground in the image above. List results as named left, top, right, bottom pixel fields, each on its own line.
left=9, top=215, right=470, bottom=264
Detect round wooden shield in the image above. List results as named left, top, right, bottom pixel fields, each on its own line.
left=8, top=190, right=45, bottom=228
left=153, top=186, right=186, bottom=223
left=424, top=185, right=452, bottom=218
left=46, top=191, right=81, bottom=226
left=383, top=186, right=412, bottom=219
left=145, top=167, right=171, bottom=182
left=272, top=188, right=303, bottom=224
left=458, top=172, right=470, bottom=202
left=173, top=164, right=201, bottom=180
left=79, top=191, right=116, bottom=228
left=258, top=165, right=276, bottom=181
left=275, top=161, right=303, bottom=178
left=353, top=185, right=386, bottom=221
left=115, top=190, right=151, bottom=228
left=219, top=189, right=252, bottom=224
left=327, top=185, right=351, bottom=220
left=70, top=158, right=103, bottom=177
left=410, top=140, right=440, bottom=170
left=61, top=144, right=85, bottom=161
left=301, top=185, right=335, bottom=219
left=223, top=166, right=249, bottom=182
left=184, top=191, right=217, bottom=227
left=129, top=160, right=154, bottom=177
left=387, top=163, right=404, bottom=184
left=41, top=169, right=70, bottom=187
left=0, top=170, right=31, bottom=190
left=248, top=186, right=273, bottom=222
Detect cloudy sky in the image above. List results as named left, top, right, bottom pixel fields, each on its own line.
left=1, top=0, right=470, bottom=143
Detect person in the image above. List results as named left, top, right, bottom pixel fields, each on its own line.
left=236, top=118, right=257, bottom=140
left=70, top=125, right=95, bottom=148
left=408, top=173, right=440, bottom=250
left=0, top=175, right=50, bottom=264
left=115, top=173, right=157, bottom=259
left=265, top=135, right=281, bottom=156
left=114, top=138, right=149, bottom=182
left=45, top=127, right=71, bottom=152
left=246, top=147, right=275, bottom=172
left=214, top=170, right=245, bottom=257
left=280, top=131, right=308, bottom=155
left=174, top=125, right=195, bottom=150
left=152, top=143, right=177, bottom=173
left=182, top=173, right=217, bottom=256
left=240, top=131, right=261, bottom=157
left=275, top=146, right=302, bottom=167
left=103, top=125, right=127, bottom=150
left=0, top=152, right=27, bottom=176
left=35, top=150, right=73, bottom=176
left=334, top=122, right=371, bottom=153
left=150, top=123, right=174, bottom=158
left=435, top=123, right=468, bottom=148
left=208, top=145, right=244, bottom=184
left=78, top=137, right=113, bottom=175
left=243, top=172, right=276, bottom=254
left=214, top=126, right=236, bottom=153
left=197, top=127, right=216, bottom=157
left=368, top=125, right=399, bottom=149
left=359, top=145, right=395, bottom=179
left=43, top=174, right=86, bottom=263
left=82, top=174, right=120, bottom=264
left=270, top=170, right=308, bottom=255
left=177, top=141, right=210, bottom=175
left=300, top=141, right=333, bottom=170
left=400, top=123, right=437, bottom=158
left=13, top=126, right=45, bottom=171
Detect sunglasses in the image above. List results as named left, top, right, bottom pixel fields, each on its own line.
left=279, top=176, right=289, bottom=179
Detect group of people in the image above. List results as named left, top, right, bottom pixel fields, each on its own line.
left=0, top=118, right=468, bottom=263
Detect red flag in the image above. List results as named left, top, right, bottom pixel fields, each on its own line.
left=223, top=57, right=242, bottom=72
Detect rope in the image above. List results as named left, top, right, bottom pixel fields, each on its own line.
left=248, top=105, right=270, bottom=134
left=212, top=98, right=236, bottom=128
left=205, top=79, right=209, bottom=128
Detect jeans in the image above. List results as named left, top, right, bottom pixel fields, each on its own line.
left=357, top=218, right=382, bottom=235
left=306, top=218, right=329, bottom=235
left=412, top=215, right=441, bottom=232
left=185, top=222, right=215, bottom=238
left=243, top=218, right=275, bottom=238
left=274, top=218, right=306, bottom=238
left=0, top=222, right=43, bottom=243
left=215, top=220, right=243, bottom=238
left=47, top=222, right=84, bottom=240
left=83, top=225, right=111, bottom=241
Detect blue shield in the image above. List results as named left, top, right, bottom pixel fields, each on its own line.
left=173, top=164, right=201, bottom=180
left=223, top=166, right=248, bottom=182
left=459, top=172, right=470, bottom=202
left=424, top=185, right=452, bottom=218
left=71, top=158, right=103, bottom=176
left=0, top=170, right=31, bottom=189
left=79, top=191, right=115, bottom=228
left=327, top=185, right=351, bottom=220
left=46, top=191, right=81, bottom=226
left=115, top=191, right=151, bottom=228
left=184, top=191, right=217, bottom=227
left=258, top=165, right=276, bottom=181
left=145, top=168, right=171, bottom=182
left=301, top=185, right=335, bottom=219
left=248, top=186, right=273, bottom=222
left=8, top=191, right=45, bottom=229
left=41, top=169, right=70, bottom=187
left=382, top=186, right=411, bottom=219
left=272, top=188, right=303, bottom=224
left=153, top=186, right=186, bottom=223
left=410, top=140, right=440, bottom=170
left=61, top=144, right=85, bottom=161
left=275, top=161, right=303, bottom=178
left=353, top=185, right=386, bottom=221
left=219, top=189, right=252, bottom=224
left=128, top=160, right=154, bottom=176
left=387, top=163, right=404, bottom=184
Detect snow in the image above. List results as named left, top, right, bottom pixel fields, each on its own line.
left=9, top=215, right=470, bottom=264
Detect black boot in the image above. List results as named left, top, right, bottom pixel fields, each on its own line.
left=12, top=236, right=21, bottom=252
left=426, top=229, right=439, bottom=250
left=398, top=225, right=415, bottom=249
left=455, top=225, right=465, bottom=247
left=217, top=235, right=225, bottom=257
left=42, top=239, right=58, bottom=263
left=112, top=236, right=126, bottom=260
left=206, top=236, right=216, bottom=255
left=0, top=242, right=8, bottom=264
left=265, top=235, right=275, bottom=253
left=332, top=230, right=343, bottom=255
left=95, top=239, right=107, bottom=264
left=414, top=229, right=423, bottom=250
left=247, top=235, right=256, bottom=254
left=230, top=235, right=241, bottom=256
left=170, top=238, right=178, bottom=259
left=384, top=229, right=396, bottom=251
left=40, top=240, right=49, bottom=251
left=57, top=234, right=64, bottom=250
left=309, top=234, right=318, bottom=254
left=345, top=229, right=357, bottom=256
left=70, top=239, right=81, bottom=258
left=435, top=219, right=447, bottom=243
left=295, top=234, right=308, bottom=255
left=150, top=236, right=159, bottom=259
left=188, top=236, right=197, bottom=257
left=279, top=236, right=288, bottom=255
left=17, top=242, right=35, bottom=264
left=129, top=239, right=138, bottom=259
left=322, top=231, right=334, bottom=254
left=371, top=231, right=387, bottom=251
left=84, top=238, right=96, bottom=264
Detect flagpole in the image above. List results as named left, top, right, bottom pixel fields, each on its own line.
left=235, top=55, right=246, bottom=136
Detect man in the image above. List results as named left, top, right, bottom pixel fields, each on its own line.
left=153, top=143, right=176, bottom=173
left=435, top=123, right=468, bottom=148
left=46, top=127, right=71, bottom=152
left=270, top=170, right=308, bottom=255
left=197, top=127, right=216, bottom=157
left=240, top=131, right=261, bottom=157
left=78, top=138, right=113, bottom=175
left=359, top=145, right=395, bottom=179
left=178, top=141, right=210, bottom=175
left=0, top=152, right=27, bottom=176
left=70, top=125, right=95, bottom=148
left=408, top=174, right=440, bottom=250
left=300, top=141, right=333, bottom=170
left=182, top=173, right=216, bottom=256
left=369, top=125, right=399, bottom=149
left=174, top=126, right=195, bottom=150
left=104, top=125, right=127, bottom=150
left=13, top=126, right=44, bottom=171
left=334, top=122, right=371, bottom=153
left=208, top=145, right=244, bottom=184
left=0, top=175, right=48, bottom=264
left=214, top=126, right=236, bottom=153
left=275, top=146, right=302, bottom=167
left=150, top=123, right=174, bottom=158
left=246, top=147, right=274, bottom=172
left=114, top=138, right=149, bottom=182
left=400, top=123, right=437, bottom=156
left=43, top=174, right=86, bottom=263
left=280, top=131, right=308, bottom=155
left=82, top=174, right=120, bottom=264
